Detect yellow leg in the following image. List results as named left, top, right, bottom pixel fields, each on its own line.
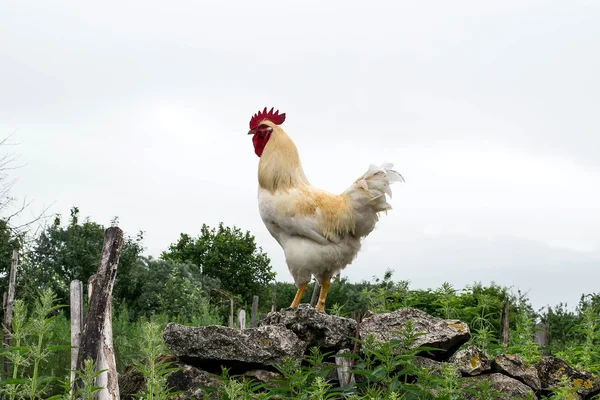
left=314, top=279, right=331, bottom=312
left=290, top=283, right=308, bottom=308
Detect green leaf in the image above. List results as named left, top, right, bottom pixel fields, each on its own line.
left=0, top=378, right=28, bottom=385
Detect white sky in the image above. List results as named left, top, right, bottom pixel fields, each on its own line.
left=1, top=0, right=599, bottom=312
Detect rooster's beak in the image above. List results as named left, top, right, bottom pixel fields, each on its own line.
left=247, top=129, right=255, bottom=135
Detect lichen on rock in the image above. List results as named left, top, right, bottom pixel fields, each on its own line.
left=163, top=322, right=306, bottom=373
left=359, top=307, right=471, bottom=359
left=494, top=353, right=541, bottom=391
left=534, top=356, right=600, bottom=398
left=260, top=303, right=357, bottom=354
left=449, top=345, right=491, bottom=376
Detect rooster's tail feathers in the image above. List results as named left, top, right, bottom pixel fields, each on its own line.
left=351, top=163, right=404, bottom=205
left=344, top=163, right=404, bottom=237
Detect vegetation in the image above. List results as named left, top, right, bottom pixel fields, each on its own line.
left=161, top=222, right=276, bottom=307
left=21, top=207, right=144, bottom=310
left=1, top=271, right=599, bottom=398
left=2, top=286, right=597, bottom=399
left=0, top=148, right=597, bottom=399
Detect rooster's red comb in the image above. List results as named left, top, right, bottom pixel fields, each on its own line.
left=249, top=107, right=286, bottom=130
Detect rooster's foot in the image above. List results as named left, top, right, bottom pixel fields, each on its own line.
left=290, top=283, right=308, bottom=308
left=314, top=279, right=331, bottom=313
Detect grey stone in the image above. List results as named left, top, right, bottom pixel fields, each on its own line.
left=119, top=355, right=179, bottom=399
left=118, top=365, right=146, bottom=399
left=168, top=365, right=222, bottom=400
left=412, top=356, right=455, bottom=377
left=260, top=304, right=357, bottom=354
left=493, top=353, right=541, bottom=391
left=163, top=323, right=306, bottom=372
left=243, top=369, right=282, bottom=383
left=535, top=356, right=600, bottom=398
left=449, top=345, right=492, bottom=376
left=462, top=373, right=538, bottom=400
left=359, top=308, right=470, bottom=359
left=120, top=362, right=223, bottom=400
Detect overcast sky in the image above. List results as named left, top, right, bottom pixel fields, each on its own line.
left=1, top=1, right=599, bottom=312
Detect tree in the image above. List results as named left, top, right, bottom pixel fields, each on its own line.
left=123, top=256, right=222, bottom=322
left=540, top=301, right=579, bottom=353
left=0, top=134, right=50, bottom=304
left=161, top=222, right=276, bottom=306
left=23, top=207, right=144, bottom=307
left=0, top=220, right=18, bottom=295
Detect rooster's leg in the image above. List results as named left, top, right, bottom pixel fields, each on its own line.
left=290, top=283, right=308, bottom=308
left=314, top=279, right=331, bottom=312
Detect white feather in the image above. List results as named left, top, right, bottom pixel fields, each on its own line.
left=257, top=162, right=404, bottom=287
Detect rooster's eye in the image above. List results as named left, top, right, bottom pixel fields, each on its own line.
left=256, top=125, right=273, bottom=137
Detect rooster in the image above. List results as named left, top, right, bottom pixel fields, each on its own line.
left=248, top=107, right=404, bottom=312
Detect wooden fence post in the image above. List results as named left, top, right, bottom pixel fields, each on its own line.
left=238, top=309, right=246, bottom=330
left=3, top=249, right=18, bottom=378
left=229, top=299, right=234, bottom=328
left=70, top=280, right=84, bottom=395
left=534, top=322, right=550, bottom=355
left=88, top=274, right=110, bottom=399
left=250, top=295, right=259, bottom=328
left=310, top=282, right=320, bottom=307
left=75, top=227, right=123, bottom=399
left=500, top=297, right=510, bottom=346
left=96, top=297, right=116, bottom=399
left=335, top=349, right=355, bottom=386
left=353, top=312, right=362, bottom=354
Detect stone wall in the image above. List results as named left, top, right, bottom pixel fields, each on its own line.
left=119, top=304, right=600, bottom=399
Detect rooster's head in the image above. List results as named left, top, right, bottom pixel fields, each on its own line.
left=247, top=107, right=286, bottom=157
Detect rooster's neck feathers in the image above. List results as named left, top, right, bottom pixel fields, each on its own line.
left=258, top=124, right=309, bottom=192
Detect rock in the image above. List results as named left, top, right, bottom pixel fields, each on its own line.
left=359, top=308, right=470, bottom=359
left=119, top=355, right=179, bottom=399
left=120, top=362, right=223, bottom=400
left=449, top=345, right=491, bottom=376
left=167, top=365, right=222, bottom=400
left=412, top=356, right=454, bottom=377
left=243, top=369, right=282, bottom=383
left=118, top=365, right=146, bottom=399
left=260, top=304, right=357, bottom=354
left=157, top=308, right=599, bottom=400
left=535, top=356, right=600, bottom=398
left=493, top=354, right=541, bottom=391
left=163, top=323, right=306, bottom=373
left=324, top=361, right=341, bottom=384
left=462, top=373, right=538, bottom=400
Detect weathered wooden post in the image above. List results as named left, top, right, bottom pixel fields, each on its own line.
left=229, top=298, right=234, bottom=328
left=335, top=349, right=355, bottom=386
left=353, top=312, right=362, bottom=355
left=3, top=249, right=18, bottom=377
left=310, top=282, right=320, bottom=307
left=70, top=280, right=84, bottom=395
left=75, top=226, right=123, bottom=399
left=88, top=274, right=111, bottom=398
left=500, top=297, right=510, bottom=346
left=534, top=322, right=550, bottom=355
left=250, top=295, right=259, bottom=328
left=238, top=309, right=246, bottom=330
